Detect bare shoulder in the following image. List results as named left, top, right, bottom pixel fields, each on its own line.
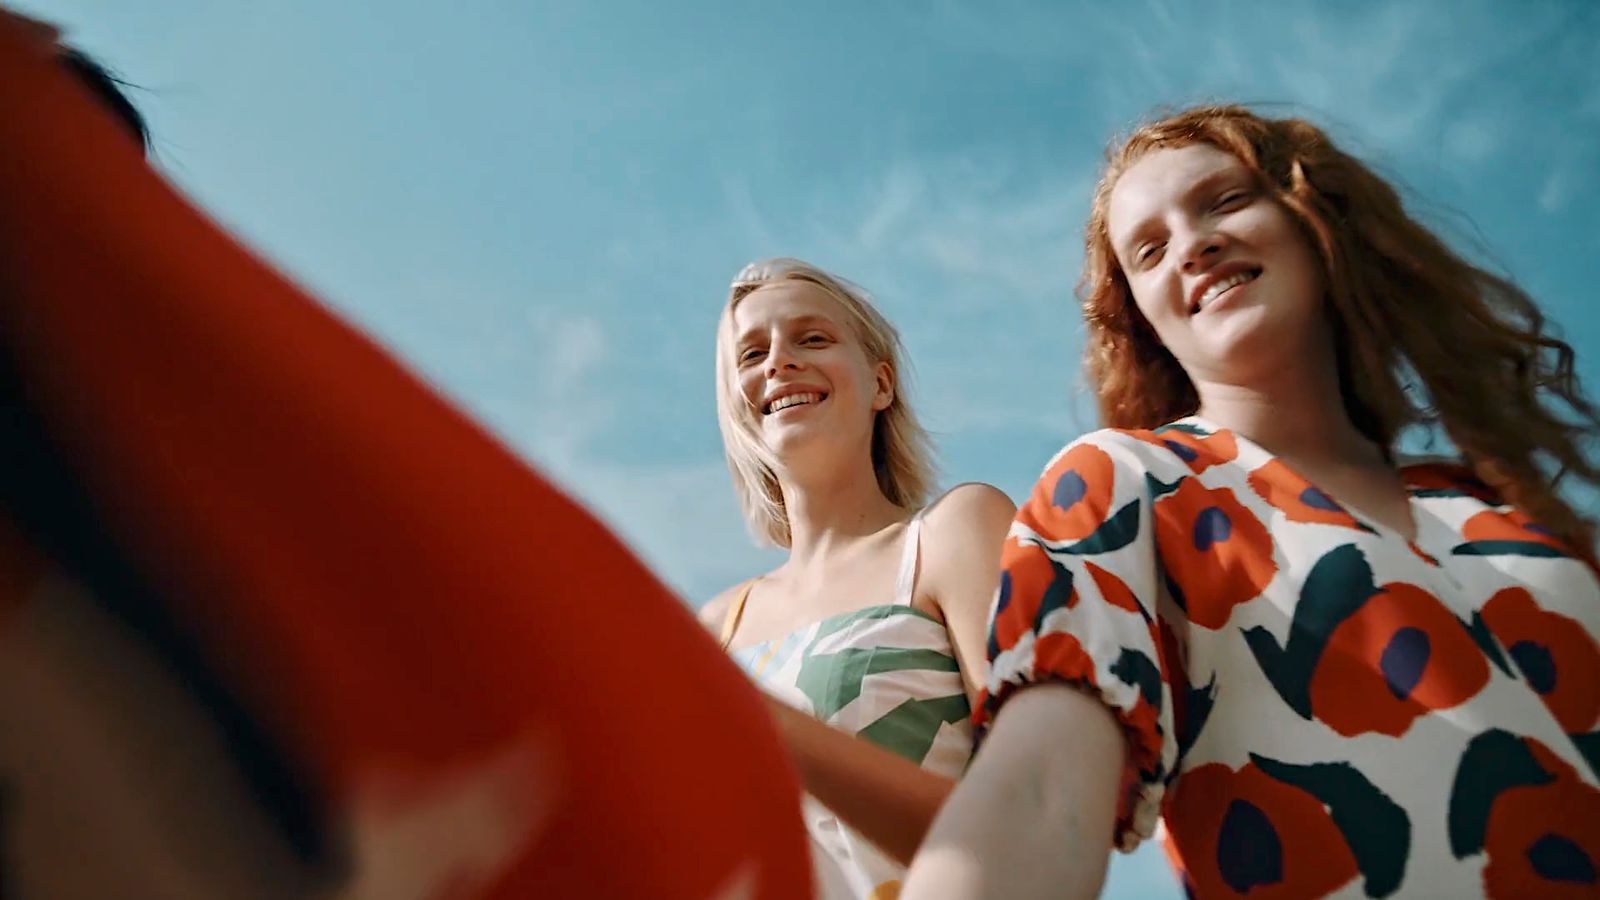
left=916, top=483, right=1017, bottom=625
left=921, top=482, right=1017, bottom=537
left=696, top=582, right=747, bottom=634
left=918, top=482, right=1017, bottom=576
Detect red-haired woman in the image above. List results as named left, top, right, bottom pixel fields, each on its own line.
left=904, top=106, right=1600, bottom=899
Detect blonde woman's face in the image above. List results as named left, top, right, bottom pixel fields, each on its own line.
left=729, top=281, right=891, bottom=460
left=1106, top=143, right=1327, bottom=388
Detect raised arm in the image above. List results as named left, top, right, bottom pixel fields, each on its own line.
left=900, top=684, right=1124, bottom=899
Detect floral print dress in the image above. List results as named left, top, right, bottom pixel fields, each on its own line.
left=979, top=417, right=1600, bottom=899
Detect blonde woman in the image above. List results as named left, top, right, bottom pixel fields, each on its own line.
left=700, top=258, right=1014, bottom=898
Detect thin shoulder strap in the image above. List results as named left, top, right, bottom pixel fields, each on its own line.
left=718, top=579, right=758, bottom=649
left=893, top=512, right=923, bottom=607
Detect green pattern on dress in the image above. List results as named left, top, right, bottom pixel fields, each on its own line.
left=793, top=605, right=969, bottom=765
left=856, top=692, right=973, bottom=764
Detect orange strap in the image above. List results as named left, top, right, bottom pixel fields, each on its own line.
left=719, top=579, right=758, bottom=649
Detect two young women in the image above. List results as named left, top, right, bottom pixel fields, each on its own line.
left=712, top=106, right=1600, bottom=899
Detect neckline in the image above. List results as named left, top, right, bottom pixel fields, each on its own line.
left=725, top=603, right=945, bottom=657
left=720, top=509, right=925, bottom=651
left=1177, top=414, right=1432, bottom=546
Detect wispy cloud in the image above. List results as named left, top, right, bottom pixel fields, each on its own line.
left=1540, top=167, right=1575, bottom=215
left=280, top=0, right=1599, bottom=614
left=422, top=298, right=775, bottom=602
left=770, top=150, right=1097, bottom=445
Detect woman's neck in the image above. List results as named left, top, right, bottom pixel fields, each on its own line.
left=1193, top=355, right=1384, bottom=469
left=778, top=454, right=909, bottom=570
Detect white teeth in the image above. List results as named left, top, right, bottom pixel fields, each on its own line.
left=768, top=392, right=821, bottom=414
left=1198, top=269, right=1259, bottom=310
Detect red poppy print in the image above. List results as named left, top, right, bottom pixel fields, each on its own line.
left=981, top=422, right=1600, bottom=895
left=1021, top=630, right=1100, bottom=695
left=1407, top=540, right=1440, bottom=567
left=1069, top=639, right=1165, bottom=789
left=1483, top=763, right=1600, bottom=898
left=1160, top=616, right=1216, bottom=761
left=1170, top=756, right=1410, bottom=899
left=1086, top=560, right=1171, bottom=730
left=1247, top=459, right=1370, bottom=531
left=1454, top=508, right=1576, bottom=560
left=1085, top=560, right=1142, bottom=616
left=1154, top=478, right=1277, bottom=629
left=1481, top=587, right=1600, bottom=734
left=1451, top=730, right=1600, bottom=899
left=1402, top=462, right=1501, bottom=504
left=1167, top=762, right=1360, bottom=899
left=1126, top=424, right=1239, bottom=475
left=988, top=538, right=1077, bottom=661
left=1017, top=442, right=1117, bottom=542
left=978, top=625, right=1165, bottom=782
left=1309, top=581, right=1490, bottom=737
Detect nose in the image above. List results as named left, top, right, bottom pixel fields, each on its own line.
left=765, top=339, right=802, bottom=377
left=1177, top=226, right=1227, bottom=274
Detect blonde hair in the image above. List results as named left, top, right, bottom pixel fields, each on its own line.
left=715, top=257, right=936, bottom=548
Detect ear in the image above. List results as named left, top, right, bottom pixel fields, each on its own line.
left=871, top=361, right=894, bottom=412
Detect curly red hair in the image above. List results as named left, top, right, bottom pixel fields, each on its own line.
left=1081, top=105, right=1599, bottom=548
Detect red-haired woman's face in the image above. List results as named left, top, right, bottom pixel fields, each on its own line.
left=1106, top=143, right=1327, bottom=390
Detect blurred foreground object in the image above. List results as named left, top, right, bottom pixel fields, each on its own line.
left=0, top=10, right=809, bottom=898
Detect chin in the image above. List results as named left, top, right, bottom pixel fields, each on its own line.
left=762, top=423, right=824, bottom=458
left=1207, top=323, right=1324, bottom=383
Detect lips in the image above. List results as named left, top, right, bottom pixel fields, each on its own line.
left=1189, top=264, right=1262, bottom=315
left=762, top=388, right=829, bottom=415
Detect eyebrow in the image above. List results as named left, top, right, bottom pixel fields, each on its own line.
left=734, top=313, right=838, bottom=346
left=1113, top=166, right=1253, bottom=259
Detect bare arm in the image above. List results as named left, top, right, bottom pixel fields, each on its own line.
left=766, top=700, right=955, bottom=865
left=901, top=684, right=1125, bottom=900
left=701, top=581, right=951, bottom=862
left=921, top=483, right=1017, bottom=707
left=778, top=484, right=1014, bottom=863
left=702, top=487, right=1015, bottom=865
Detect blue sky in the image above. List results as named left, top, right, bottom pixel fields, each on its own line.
left=23, top=1, right=1599, bottom=896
